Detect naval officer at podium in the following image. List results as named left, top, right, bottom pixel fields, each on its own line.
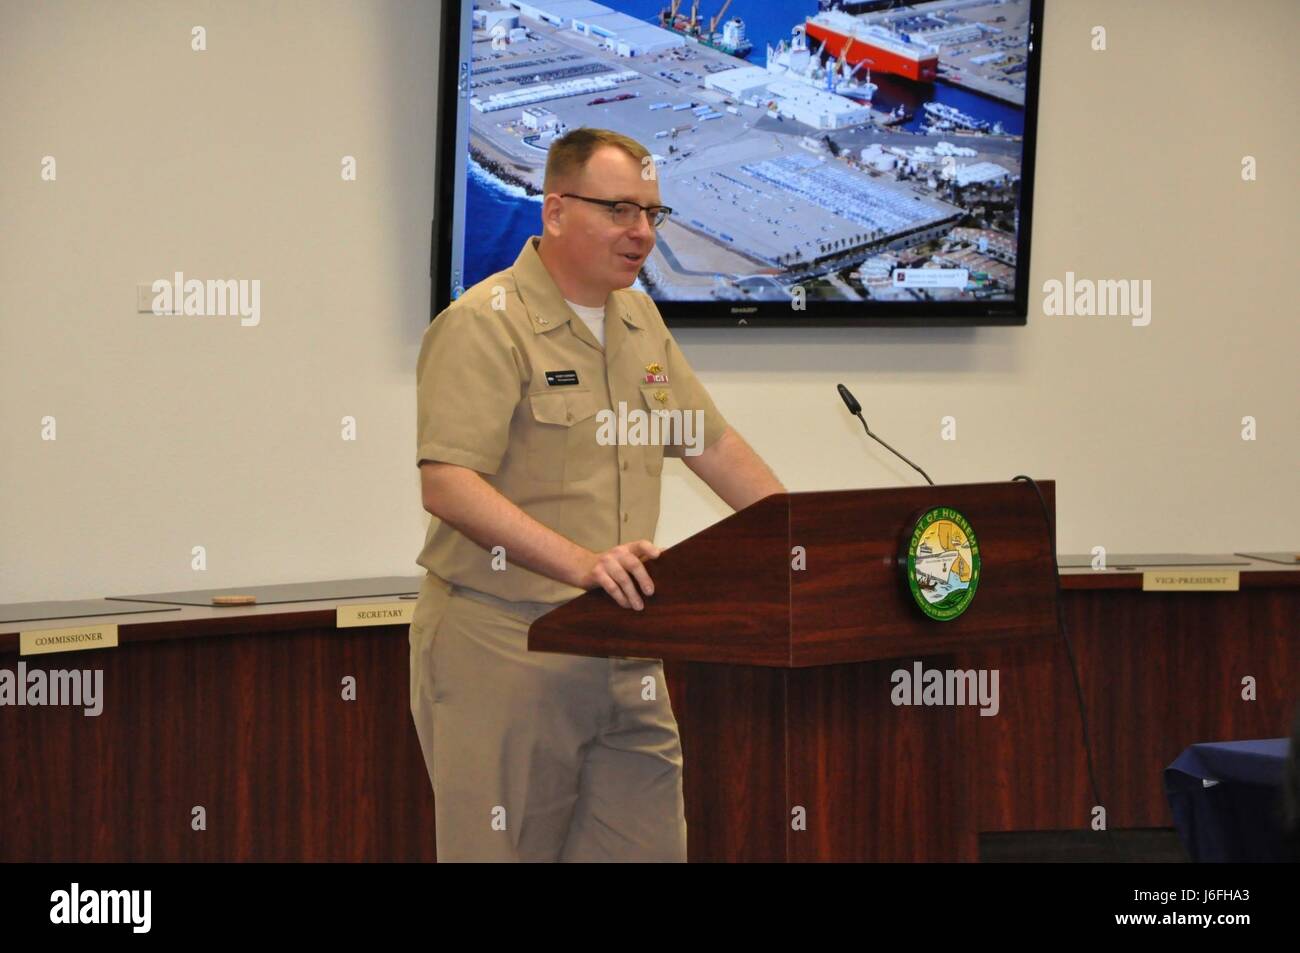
left=410, top=127, right=784, bottom=861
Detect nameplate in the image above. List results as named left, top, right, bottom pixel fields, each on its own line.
left=336, top=602, right=414, bottom=628
left=1142, top=570, right=1239, bottom=592
left=20, top=624, right=119, bottom=656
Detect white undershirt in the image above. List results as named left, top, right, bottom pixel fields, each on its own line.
left=563, top=298, right=606, bottom=347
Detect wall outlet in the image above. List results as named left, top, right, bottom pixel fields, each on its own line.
left=137, top=282, right=178, bottom=314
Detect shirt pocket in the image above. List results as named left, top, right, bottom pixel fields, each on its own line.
left=526, top=387, right=606, bottom=482
left=637, top=384, right=683, bottom=476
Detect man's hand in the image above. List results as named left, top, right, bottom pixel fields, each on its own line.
left=420, top=462, right=665, bottom=608
left=578, top=540, right=661, bottom=610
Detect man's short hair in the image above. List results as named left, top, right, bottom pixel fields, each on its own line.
left=542, top=127, right=650, bottom=196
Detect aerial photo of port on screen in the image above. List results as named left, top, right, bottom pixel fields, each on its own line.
left=457, top=0, right=1033, bottom=307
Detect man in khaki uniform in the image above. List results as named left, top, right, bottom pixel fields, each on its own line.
left=410, top=128, right=784, bottom=862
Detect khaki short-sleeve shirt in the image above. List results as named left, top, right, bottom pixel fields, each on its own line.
left=415, top=235, right=729, bottom=604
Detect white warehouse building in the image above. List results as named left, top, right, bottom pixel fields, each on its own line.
left=765, top=79, right=870, bottom=130
left=950, top=161, right=1012, bottom=187
left=703, top=65, right=772, bottom=101
left=705, top=67, right=870, bottom=130
left=501, top=0, right=685, bottom=55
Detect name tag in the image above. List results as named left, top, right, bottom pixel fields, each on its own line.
left=337, top=602, right=415, bottom=628
left=20, top=624, right=119, bottom=656
left=1142, top=570, right=1239, bottom=591
left=545, top=370, right=580, bottom=386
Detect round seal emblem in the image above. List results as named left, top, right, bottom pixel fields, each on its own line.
left=904, top=507, right=980, bottom=621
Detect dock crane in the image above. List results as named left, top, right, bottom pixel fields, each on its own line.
left=707, top=0, right=733, bottom=38
left=833, top=44, right=869, bottom=83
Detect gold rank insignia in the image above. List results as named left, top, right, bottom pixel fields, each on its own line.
left=653, top=390, right=668, bottom=404
left=645, top=362, right=662, bottom=374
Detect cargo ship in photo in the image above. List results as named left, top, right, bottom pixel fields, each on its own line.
left=658, top=0, right=753, bottom=58
left=803, top=10, right=939, bottom=83
left=766, top=24, right=877, bottom=104
left=922, top=101, right=991, bottom=132
left=914, top=543, right=963, bottom=592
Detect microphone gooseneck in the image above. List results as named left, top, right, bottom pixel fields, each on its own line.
left=837, top=383, right=935, bottom=487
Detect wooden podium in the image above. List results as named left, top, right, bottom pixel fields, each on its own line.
left=529, top=481, right=1059, bottom=861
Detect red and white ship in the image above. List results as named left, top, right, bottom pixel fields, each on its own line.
left=803, top=10, right=939, bottom=83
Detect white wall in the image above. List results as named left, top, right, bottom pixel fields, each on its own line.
left=1, top=0, right=1296, bottom=602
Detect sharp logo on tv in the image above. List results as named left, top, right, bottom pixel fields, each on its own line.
left=435, top=0, right=1043, bottom=325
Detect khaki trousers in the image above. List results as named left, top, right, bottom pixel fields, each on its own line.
left=408, top=572, right=687, bottom=862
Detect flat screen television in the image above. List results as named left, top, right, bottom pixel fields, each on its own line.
left=432, top=0, right=1044, bottom=326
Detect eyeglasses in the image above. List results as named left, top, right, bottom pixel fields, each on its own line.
left=559, top=193, right=673, bottom=229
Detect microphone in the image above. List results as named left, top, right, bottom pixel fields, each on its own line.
left=837, top=383, right=935, bottom=486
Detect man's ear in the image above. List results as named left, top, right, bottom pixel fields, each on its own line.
left=541, top=193, right=563, bottom=235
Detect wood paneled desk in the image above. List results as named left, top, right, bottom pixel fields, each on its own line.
left=0, top=578, right=437, bottom=862
left=1, top=557, right=1296, bottom=861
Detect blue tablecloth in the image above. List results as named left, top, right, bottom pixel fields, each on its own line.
left=1164, top=738, right=1291, bottom=862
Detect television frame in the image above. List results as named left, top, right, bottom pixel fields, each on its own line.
left=431, top=0, right=1045, bottom=328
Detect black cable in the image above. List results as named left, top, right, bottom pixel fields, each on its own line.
left=1012, top=474, right=1119, bottom=858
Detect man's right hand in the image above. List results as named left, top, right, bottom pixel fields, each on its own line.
left=578, top=540, right=662, bottom=611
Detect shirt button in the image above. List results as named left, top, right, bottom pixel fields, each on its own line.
left=621, top=458, right=628, bottom=470
left=622, top=512, right=629, bottom=523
